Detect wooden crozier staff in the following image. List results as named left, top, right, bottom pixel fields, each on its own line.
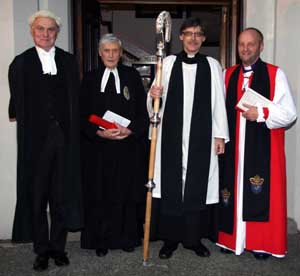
left=143, top=11, right=171, bottom=266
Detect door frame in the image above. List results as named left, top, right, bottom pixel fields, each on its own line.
left=73, top=0, right=242, bottom=76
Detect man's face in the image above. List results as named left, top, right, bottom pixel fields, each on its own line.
left=238, top=30, right=264, bottom=66
left=179, top=26, right=206, bottom=55
left=99, top=42, right=122, bottom=69
left=31, top=17, right=59, bottom=51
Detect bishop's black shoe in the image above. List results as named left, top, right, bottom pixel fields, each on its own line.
left=252, top=252, right=271, bottom=260
left=96, top=248, right=108, bottom=257
left=33, top=254, right=49, bottom=271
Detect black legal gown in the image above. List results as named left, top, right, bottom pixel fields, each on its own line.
left=80, top=63, right=149, bottom=250
left=8, top=47, right=83, bottom=242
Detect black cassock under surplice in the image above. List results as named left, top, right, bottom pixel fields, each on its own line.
left=150, top=52, right=218, bottom=247
left=80, top=65, right=149, bottom=250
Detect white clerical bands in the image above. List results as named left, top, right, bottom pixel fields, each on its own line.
left=36, top=46, right=57, bottom=75
left=100, top=68, right=121, bottom=94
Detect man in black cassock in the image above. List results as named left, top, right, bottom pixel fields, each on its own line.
left=8, top=10, right=82, bottom=271
left=148, top=17, right=228, bottom=259
left=80, top=33, right=149, bottom=257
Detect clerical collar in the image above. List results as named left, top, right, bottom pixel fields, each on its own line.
left=242, top=58, right=260, bottom=73
left=100, top=67, right=121, bottom=94
left=177, top=51, right=200, bottom=64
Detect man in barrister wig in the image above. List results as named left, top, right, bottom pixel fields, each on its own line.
left=148, top=17, right=229, bottom=259
left=80, top=34, right=149, bottom=256
left=8, top=10, right=82, bottom=271
left=217, top=27, right=297, bottom=259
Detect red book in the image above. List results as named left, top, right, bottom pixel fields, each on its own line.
left=88, top=114, right=117, bottom=129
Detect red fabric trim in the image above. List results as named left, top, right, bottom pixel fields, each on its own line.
left=263, top=107, right=269, bottom=119
left=225, top=65, right=240, bottom=94
left=266, top=63, right=278, bottom=100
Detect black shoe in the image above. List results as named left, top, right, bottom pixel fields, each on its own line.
left=159, top=245, right=177, bottom=259
left=252, top=252, right=271, bottom=260
left=33, top=254, right=49, bottom=271
left=122, top=246, right=135, bottom=253
left=193, top=242, right=210, bottom=257
left=96, top=248, right=108, bottom=257
left=52, top=252, right=70, bottom=266
left=220, top=248, right=233, bottom=254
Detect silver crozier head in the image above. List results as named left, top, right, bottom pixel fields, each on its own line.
left=155, top=11, right=172, bottom=57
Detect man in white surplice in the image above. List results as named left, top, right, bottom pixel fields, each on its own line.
left=147, top=17, right=229, bottom=259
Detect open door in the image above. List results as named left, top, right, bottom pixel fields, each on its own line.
left=73, top=0, right=242, bottom=77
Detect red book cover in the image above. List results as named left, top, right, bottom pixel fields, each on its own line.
left=88, top=114, right=117, bottom=129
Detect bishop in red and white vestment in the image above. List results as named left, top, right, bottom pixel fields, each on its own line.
left=217, top=58, right=297, bottom=257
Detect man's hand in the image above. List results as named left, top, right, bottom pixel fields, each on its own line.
left=96, top=123, right=132, bottom=140
left=215, top=138, right=225, bottom=155
left=96, top=128, right=121, bottom=140
left=242, top=104, right=258, bottom=121
left=149, top=85, right=163, bottom=99
left=115, top=123, right=132, bottom=139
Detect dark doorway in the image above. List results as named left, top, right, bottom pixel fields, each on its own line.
left=72, top=0, right=242, bottom=78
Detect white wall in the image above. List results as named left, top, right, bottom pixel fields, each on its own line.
left=0, top=0, right=72, bottom=239
left=47, top=0, right=72, bottom=52
left=244, top=0, right=300, bottom=230
left=0, top=0, right=17, bottom=240
left=13, top=0, right=71, bottom=55
left=275, top=0, right=300, bottom=231
left=13, top=0, right=37, bottom=55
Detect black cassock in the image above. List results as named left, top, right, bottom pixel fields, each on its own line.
left=80, top=63, right=149, bottom=250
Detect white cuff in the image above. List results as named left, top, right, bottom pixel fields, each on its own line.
left=256, top=105, right=266, bottom=123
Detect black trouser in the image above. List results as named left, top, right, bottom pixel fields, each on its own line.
left=33, top=122, right=67, bottom=255
left=151, top=199, right=218, bottom=247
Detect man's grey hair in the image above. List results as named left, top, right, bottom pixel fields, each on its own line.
left=99, top=33, right=122, bottom=49
left=28, top=10, right=61, bottom=29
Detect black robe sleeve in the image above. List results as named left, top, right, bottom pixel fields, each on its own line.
left=8, top=56, right=23, bottom=120
left=80, top=71, right=102, bottom=140
left=127, top=68, right=149, bottom=139
left=8, top=53, right=32, bottom=242
left=62, top=52, right=84, bottom=230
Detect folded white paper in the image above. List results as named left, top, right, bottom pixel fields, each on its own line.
left=236, top=87, right=273, bottom=112
left=102, top=110, right=131, bottom=127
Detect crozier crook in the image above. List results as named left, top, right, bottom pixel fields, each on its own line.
left=143, top=11, right=171, bottom=266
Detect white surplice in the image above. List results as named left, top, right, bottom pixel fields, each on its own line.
left=147, top=55, right=229, bottom=204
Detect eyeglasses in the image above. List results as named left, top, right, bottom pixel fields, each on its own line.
left=182, top=31, right=204, bottom=38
